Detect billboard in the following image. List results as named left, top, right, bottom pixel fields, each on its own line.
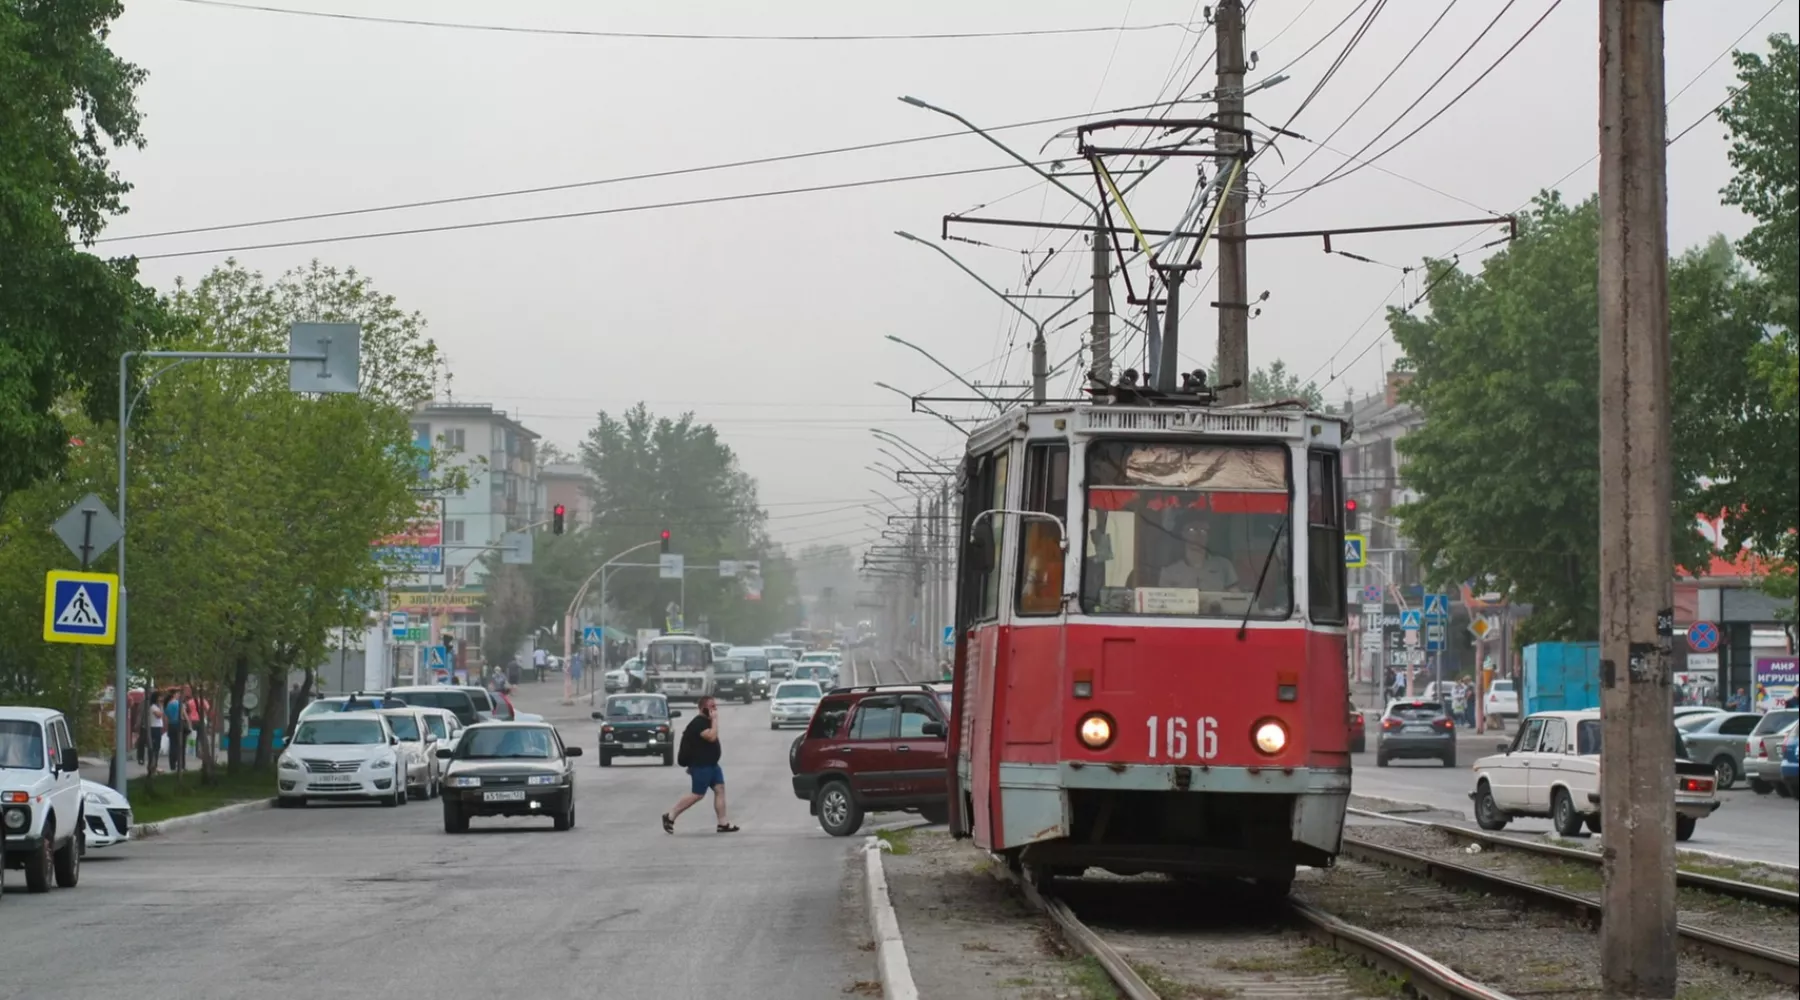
left=374, top=519, right=442, bottom=572
left=1754, top=655, right=1797, bottom=711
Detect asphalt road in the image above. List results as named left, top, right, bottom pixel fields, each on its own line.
left=1349, top=741, right=1799, bottom=868
left=2, top=684, right=878, bottom=999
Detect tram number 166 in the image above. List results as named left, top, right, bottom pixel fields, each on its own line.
left=1145, top=716, right=1218, bottom=760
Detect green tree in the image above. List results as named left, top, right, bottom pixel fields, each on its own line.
left=1389, top=194, right=1768, bottom=643
left=0, top=1, right=162, bottom=508
left=1210, top=360, right=1325, bottom=408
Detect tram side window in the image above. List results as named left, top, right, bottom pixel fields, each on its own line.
left=964, top=448, right=1010, bottom=621
left=1015, top=442, right=1069, bottom=615
left=1307, top=450, right=1347, bottom=624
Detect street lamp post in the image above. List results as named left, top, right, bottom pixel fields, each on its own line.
left=564, top=538, right=663, bottom=704
left=872, top=381, right=971, bottom=436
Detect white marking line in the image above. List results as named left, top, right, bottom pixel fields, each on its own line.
left=863, top=836, right=921, bottom=1000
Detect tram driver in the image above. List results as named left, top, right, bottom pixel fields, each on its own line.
left=1158, top=512, right=1241, bottom=592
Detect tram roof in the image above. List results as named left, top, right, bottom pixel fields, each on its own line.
left=964, top=401, right=1348, bottom=453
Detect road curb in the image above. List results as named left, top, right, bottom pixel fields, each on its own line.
left=862, top=836, right=920, bottom=1000
left=137, top=797, right=276, bottom=838
left=869, top=817, right=936, bottom=835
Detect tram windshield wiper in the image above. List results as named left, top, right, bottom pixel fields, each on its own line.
left=1237, top=519, right=1286, bottom=641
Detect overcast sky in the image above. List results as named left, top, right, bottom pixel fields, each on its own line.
left=102, top=0, right=1799, bottom=553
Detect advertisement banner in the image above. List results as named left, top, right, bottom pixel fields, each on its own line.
left=374, top=519, right=442, bottom=572
left=389, top=590, right=481, bottom=612
left=1753, top=655, right=1798, bottom=710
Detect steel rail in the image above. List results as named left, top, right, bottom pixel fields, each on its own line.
left=991, top=863, right=1516, bottom=1000
left=1345, top=807, right=1800, bottom=912
left=1342, top=836, right=1800, bottom=987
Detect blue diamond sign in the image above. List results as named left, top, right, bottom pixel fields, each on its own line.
left=44, top=570, right=118, bottom=645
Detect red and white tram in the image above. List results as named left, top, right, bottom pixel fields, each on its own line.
left=945, top=389, right=1352, bottom=892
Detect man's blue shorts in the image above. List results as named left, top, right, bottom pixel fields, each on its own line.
left=687, top=764, right=725, bottom=794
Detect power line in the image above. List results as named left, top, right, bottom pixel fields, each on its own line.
left=101, top=101, right=1202, bottom=247
left=129, top=160, right=1066, bottom=261
left=168, top=0, right=1204, bottom=41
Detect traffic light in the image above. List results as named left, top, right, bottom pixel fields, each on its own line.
left=552, top=504, right=566, bottom=535
left=660, top=529, right=671, bottom=554
left=1344, top=498, right=1359, bottom=532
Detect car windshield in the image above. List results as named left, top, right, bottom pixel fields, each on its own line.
left=714, top=658, right=746, bottom=676
left=1388, top=702, right=1445, bottom=721
left=0, top=720, right=45, bottom=769
left=292, top=719, right=384, bottom=745
left=457, top=727, right=554, bottom=759
left=383, top=714, right=421, bottom=740
left=462, top=688, right=495, bottom=712
left=1676, top=713, right=1719, bottom=732
left=1080, top=441, right=1293, bottom=619
left=607, top=697, right=668, bottom=720
left=1752, top=710, right=1797, bottom=735
left=775, top=682, right=822, bottom=700
left=391, top=690, right=477, bottom=724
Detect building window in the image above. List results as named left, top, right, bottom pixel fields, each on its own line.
left=445, top=520, right=467, bottom=543
left=444, top=428, right=465, bottom=452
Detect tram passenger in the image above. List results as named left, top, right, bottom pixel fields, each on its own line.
left=1158, top=513, right=1241, bottom=591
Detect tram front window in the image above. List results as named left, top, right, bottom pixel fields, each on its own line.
left=1080, top=440, right=1293, bottom=619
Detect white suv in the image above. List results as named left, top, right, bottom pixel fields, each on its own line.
left=276, top=712, right=407, bottom=807
left=1, top=707, right=86, bottom=892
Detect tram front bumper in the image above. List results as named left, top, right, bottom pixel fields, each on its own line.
left=995, top=762, right=1351, bottom=855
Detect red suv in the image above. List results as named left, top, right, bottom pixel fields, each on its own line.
left=790, top=684, right=950, bottom=836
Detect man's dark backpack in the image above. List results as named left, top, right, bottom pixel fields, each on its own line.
left=677, top=724, right=696, bottom=767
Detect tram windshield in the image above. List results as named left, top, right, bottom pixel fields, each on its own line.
left=1079, top=441, right=1293, bottom=619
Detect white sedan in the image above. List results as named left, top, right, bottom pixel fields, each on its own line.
left=81, top=780, right=133, bottom=852
left=769, top=681, right=823, bottom=730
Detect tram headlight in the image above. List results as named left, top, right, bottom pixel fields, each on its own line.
left=1076, top=712, right=1116, bottom=750
left=1252, top=717, right=1289, bottom=756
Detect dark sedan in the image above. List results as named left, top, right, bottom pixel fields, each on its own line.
left=591, top=694, right=681, bottom=766
left=1376, top=699, right=1457, bottom=767
left=437, top=723, right=581, bottom=832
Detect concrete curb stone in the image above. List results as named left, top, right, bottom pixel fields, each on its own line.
left=862, top=836, right=921, bottom=1000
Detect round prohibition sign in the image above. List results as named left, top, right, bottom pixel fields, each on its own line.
left=1685, top=620, right=1720, bottom=653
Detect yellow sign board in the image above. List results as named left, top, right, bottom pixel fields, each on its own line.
left=44, top=570, right=120, bottom=645
left=388, top=591, right=482, bottom=611
left=1343, top=534, right=1368, bottom=569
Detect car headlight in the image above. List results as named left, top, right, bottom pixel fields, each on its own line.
left=4, top=807, right=27, bottom=830
left=451, top=776, right=481, bottom=788
left=372, top=757, right=394, bottom=769
left=1077, top=712, right=1115, bottom=750
left=1252, top=718, right=1289, bottom=755
left=527, top=775, right=560, bottom=786
left=278, top=756, right=300, bottom=770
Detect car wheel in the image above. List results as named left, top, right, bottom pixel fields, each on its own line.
left=1675, top=815, right=1697, bottom=842
left=1350, top=738, right=1365, bottom=754
left=384, top=786, right=401, bottom=808
left=1375, top=753, right=1389, bottom=767
left=1586, top=815, right=1602, bottom=835
left=277, top=796, right=303, bottom=809
left=1712, top=755, right=1737, bottom=790
left=1552, top=789, right=1584, bottom=837
left=919, top=804, right=949, bottom=825
left=1442, top=751, right=1457, bottom=768
left=54, top=825, right=81, bottom=888
left=1749, top=778, right=1771, bottom=795
left=769, top=722, right=779, bottom=730
left=599, top=750, right=613, bottom=768
left=661, top=750, right=674, bottom=767
left=442, top=803, right=467, bottom=834
left=815, top=781, right=863, bottom=837
left=1474, top=783, right=1509, bottom=831
left=1777, top=782, right=1793, bottom=799
left=25, top=826, right=54, bottom=892
left=554, top=801, right=574, bottom=832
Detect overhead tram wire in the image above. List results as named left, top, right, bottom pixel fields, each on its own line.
left=129, top=160, right=1079, bottom=261
left=1254, top=0, right=1565, bottom=219
left=168, top=0, right=1205, bottom=41
left=100, top=99, right=1222, bottom=247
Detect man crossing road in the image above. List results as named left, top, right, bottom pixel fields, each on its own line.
left=662, top=696, right=738, bottom=834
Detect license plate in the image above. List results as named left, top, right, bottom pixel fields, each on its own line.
left=483, top=790, right=526, bottom=802
left=624, top=742, right=647, bottom=749
left=312, top=776, right=354, bottom=785
left=1403, top=726, right=1431, bottom=735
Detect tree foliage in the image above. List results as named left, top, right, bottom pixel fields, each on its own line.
left=1389, top=194, right=1782, bottom=643
left=1210, top=360, right=1325, bottom=409
left=0, top=0, right=161, bottom=507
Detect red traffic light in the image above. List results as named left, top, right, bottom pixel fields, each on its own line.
left=660, top=529, right=670, bottom=541
left=1344, top=499, right=1357, bottom=511
left=551, top=504, right=566, bottom=535
left=555, top=504, right=566, bottom=516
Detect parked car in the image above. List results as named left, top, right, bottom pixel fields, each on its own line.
left=1470, top=709, right=1718, bottom=840
left=1781, top=728, right=1799, bottom=798
left=769, top=681, right=824, bottom=730
left=591, top=694, right=680, bottom=766
left=1484, top=679, right=1519, bottom=722
left=377, top=708, right=442, bottom=800
left=1, top=707, right=85, bottom=892
left=1677, top=711, right=1764, bottom=789
left=297, top=692, right=409, bottom=720
left=790, top=684, right=949, bottom=836
left=80, top=779, right=133, bottom=853
left=1375, top=699, right=1457, bottom=767
left=276, top=713, right=407, bottom=808
left=437, top=723, right=581, bottom=833
left=1744, top=711, right=1798, bottom=795
left=1349, top=705, right=1367, bottom=755
left=414, top=706, right=466, bottom=757
left=1672, top=705, right=1725, bottom=722
left=384, top=686, right=481, bottom=727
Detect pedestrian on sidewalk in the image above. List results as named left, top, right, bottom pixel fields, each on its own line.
left=662, top=696, right=738, bottom=834
left=145, top=694, right=165, bottom=771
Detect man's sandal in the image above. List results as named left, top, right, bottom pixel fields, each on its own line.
left=661, top=813, right=675, bottom=834
left=716, top=823, right=740, bottom=833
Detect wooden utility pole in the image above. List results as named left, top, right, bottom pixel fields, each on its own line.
left=1597, top=1, right=1677, bottom=996
left=1214, top=0, right=1250, bottom=405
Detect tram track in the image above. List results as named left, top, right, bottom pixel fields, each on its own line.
left=1338, top=832, right=1800, bottom=988
left=994, top=864, right=1519, bottom=1000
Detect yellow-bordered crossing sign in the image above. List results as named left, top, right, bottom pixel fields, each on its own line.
left=44, top=569, right=119, bottom=645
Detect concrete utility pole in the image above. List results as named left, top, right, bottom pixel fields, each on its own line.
left=1091, top=226, right=1113, bottom=384
left=1597, top=1, right=1677, bottom=996
left=1214, top=0, right=1250, bottom=405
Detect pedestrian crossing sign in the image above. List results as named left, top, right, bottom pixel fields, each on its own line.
left=1343, top=534, right=1368, bottom=568
left=44, top=570, right=119, bottom=645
